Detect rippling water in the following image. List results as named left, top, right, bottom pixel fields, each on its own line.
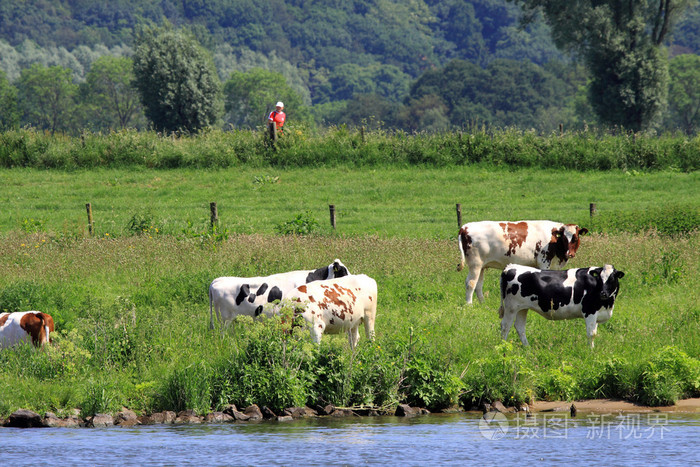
left=1, top=412, right=698, bottom=465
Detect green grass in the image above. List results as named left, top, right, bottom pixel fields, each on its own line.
left=0, top=166, right=697, bottom=239
left=0, top=165, right=698, bottom=417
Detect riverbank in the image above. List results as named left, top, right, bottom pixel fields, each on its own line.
left=4, top=398, right=700, bottom=428
left=530, top=398, right=700, bottom=414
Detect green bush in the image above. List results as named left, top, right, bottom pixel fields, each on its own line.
left=274, top=211, right=319, bottom=235
left=637, top=346, right=700, bottom=406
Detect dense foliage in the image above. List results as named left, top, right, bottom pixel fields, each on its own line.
left=0, top=128, right=697, bottom=172
left=132, top=25, right=222, bottom=132
left=0, top=1, right=698, bottom=134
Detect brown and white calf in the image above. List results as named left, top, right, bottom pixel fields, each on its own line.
left=0, top=311, right=55, bottom=349
left=282, top=274, right=377, bottom=349
left=457, top=220, right=588, bottom=304
left=499, top=264, right=624, bottom=348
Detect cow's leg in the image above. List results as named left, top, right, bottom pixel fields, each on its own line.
left=584, top=315, right=598, bottom=349
left=310, top=320, right=324, bottom=344
left=513, top=309, right=529, bottom=346
left=348, top=325, right=361, bottom=349
left=500, top=307, right=517, bottom=342
left=465, top=263, right=482, bottom=304
left=363, top=315, right=376, bottom=341
left=475, top=268, right=487, bottom=302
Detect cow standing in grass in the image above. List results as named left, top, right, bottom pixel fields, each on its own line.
left=457, top=220, right=588, bottom=304
left=282, top=274, right=377, bottom=349
left=499, top=264, right=624, bottom=348
left=209, top=259, right=350, bottom=328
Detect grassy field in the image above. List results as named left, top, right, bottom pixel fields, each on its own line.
left=1, top=166, right=698, bottom=238
left=0, top=166, right=698, bottom=417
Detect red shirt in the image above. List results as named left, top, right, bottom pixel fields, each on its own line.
left=268, top=110, right=286, bottom=130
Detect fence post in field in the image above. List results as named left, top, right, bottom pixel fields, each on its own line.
left=85, top=203, right=93, bottom=236
left=329, top=204, right=336, bottom=230
left=268, top=122, right=278, bottom=147
left=559, top=123, right=563, bottom=136
left=210, top=202, right=219, bottom=228
left=456, top=203, right=462, bottom=228
left=589, top=203, right=597, bottom=217
left=360, top=126, right=365, bottom=144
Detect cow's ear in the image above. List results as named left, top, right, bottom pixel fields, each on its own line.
left=579, top=227, right=589, bottom=235
left=615, top=271, right=625, bottom=279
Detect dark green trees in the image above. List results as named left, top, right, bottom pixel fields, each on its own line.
left=510, top=0, right=693, bottom=131
left=133, top=25, right=222, bottom=133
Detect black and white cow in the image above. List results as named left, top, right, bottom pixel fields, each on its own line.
left=499, top=264, right=625, bottom=348
left=209, top=259, right=350, bottom=329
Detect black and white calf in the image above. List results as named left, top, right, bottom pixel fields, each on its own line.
left=499, top=264, right=625, bottom=348
left=209, top=259, right=350, bottom=329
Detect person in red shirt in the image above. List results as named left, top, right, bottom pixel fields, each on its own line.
left=268, top=101, right=286, bottom=135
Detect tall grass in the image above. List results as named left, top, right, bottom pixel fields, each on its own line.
left=0, top=230, right=697, bottom=416
left=0, top=127, right=698, bottom=171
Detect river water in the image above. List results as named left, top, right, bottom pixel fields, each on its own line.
left=1, top=412, right=698, bottom=465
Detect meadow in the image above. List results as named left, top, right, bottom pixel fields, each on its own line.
left=0, top=139, right=698, bottom=418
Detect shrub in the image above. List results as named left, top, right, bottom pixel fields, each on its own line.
left=637, top=346, right=700, bottom=406
left=274, top=211, right=319, bottom=235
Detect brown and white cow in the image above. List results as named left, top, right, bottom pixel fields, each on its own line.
left=0, top=311, right=55, bottom=349
left=457, top=220, right=588, bottom=304
left=209, top=259, right=350, bottom=329
left=282, top=274, right=377, bottom=349
left=499, top=264, right=624, bottom=348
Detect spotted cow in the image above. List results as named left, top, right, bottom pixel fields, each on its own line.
left=0, top=311, right=55, bottom=349
left=281, top=274, right=377, bottom=349
left=499, top=264, right=625, bottom=348
left=209, top=259, right=350, bottom=329
left=457, top=220, right=588, bottom=304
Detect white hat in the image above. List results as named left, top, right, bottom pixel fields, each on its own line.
left=276, top=101, right=284, bottom=108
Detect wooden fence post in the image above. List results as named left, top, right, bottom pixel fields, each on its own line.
left=210, top=202, right=218, bottom=228
left=329, top=204, right=336, bottom=230
left=456, top=203, right=462, bottom=228
left=589, top=203, right=597, bottom=217
left=360, top=126, right=365, bottom=144
left=86, top=203, right=93, bottom=236
left=268, top=122, right=278, bottom=146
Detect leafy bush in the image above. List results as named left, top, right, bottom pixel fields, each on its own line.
left=461, top=342, right=535, bottom=408
left=274, top=211, right=319, bottom=235
left=80, top=379, right=121, bottom=417
left=637, top=346, right=700, bottom=406
left=126, top=211, right=161, bottom=236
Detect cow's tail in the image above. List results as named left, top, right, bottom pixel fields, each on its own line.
left=498, top=273, right=506, bottom=319
left=457, top=228, right=468, bottom=272
left=209, top=285, right=214, bottom=330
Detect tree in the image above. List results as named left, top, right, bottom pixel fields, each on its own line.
left=223, top=68, right=308, bottom=129
left=510, top=0, right=694, bottom=131
left=16, top=64, right=77, bottom=133
left=0, top=70, right=19, bottom=130
left=133, top=24, right=222, bottom=133
left=666, top=54, right=700, bottom=135
left=81, top=56, right=144, bottom=130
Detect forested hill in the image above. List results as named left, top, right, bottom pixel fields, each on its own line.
left=2, top=1, right=697, bottom=85
left=0, top=1, right=698, bottom=133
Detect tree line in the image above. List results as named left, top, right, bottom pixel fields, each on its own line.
left=0, top=2, right=699, bottom=135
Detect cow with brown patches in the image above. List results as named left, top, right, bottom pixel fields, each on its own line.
left=281, top=274, right=377, bottom=349
left=0, top=311, right=55, bottom=349
left=457, top=220, right=588, bottom=304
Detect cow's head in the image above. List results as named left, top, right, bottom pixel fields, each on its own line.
left=590, top=265, right=625, bottom=303
left=305, top=259, right=350, bottom=283
left=550, top=224, right=588, bottom=264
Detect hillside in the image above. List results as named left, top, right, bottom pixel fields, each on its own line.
left=0, top=0, right=698, bottom=133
